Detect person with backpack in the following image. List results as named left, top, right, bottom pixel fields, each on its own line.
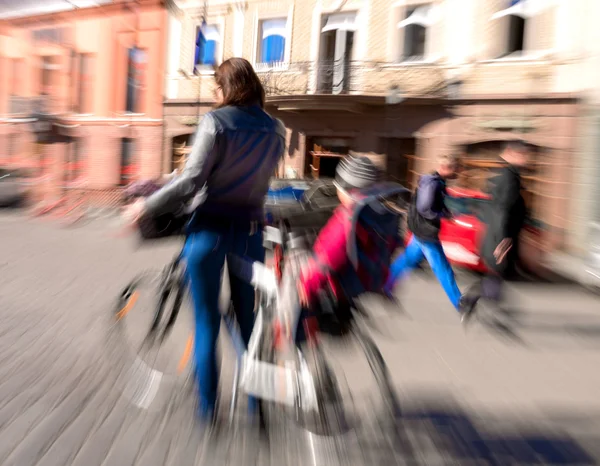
left=275, top=155, right=404, bottom=341
left=384, top=154, right=478, bottom=323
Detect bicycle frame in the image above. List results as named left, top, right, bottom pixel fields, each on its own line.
left=140, top=212, right=402, bottom=426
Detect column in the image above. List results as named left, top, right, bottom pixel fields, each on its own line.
left=233, top=3, right=245, bottom=57
left=165, top=13, right=182, bottom=100
left=568, top=105, right=600, bottom=254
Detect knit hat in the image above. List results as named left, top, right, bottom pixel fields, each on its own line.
left=334, top=155, right=382, bottom=192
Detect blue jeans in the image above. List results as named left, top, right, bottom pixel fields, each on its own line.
left=183, top=222, right=264, bottom=420
left=386, top=236, right=462, bottom=309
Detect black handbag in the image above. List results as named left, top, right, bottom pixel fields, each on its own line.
left=137, top=211, right=190, bottom=240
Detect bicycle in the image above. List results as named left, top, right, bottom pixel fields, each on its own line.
left=109, top=187, right=408, bottom=463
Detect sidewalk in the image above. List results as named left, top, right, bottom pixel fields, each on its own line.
left=545, top=250, right=593, bottom=286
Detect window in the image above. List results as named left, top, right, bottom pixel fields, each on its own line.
left=318, top=12, right=356, bottom=93
left=398, top=5, right=429, bottom=61
left=40, top=56, right=59, bottom=95
left=507, top=14, right=526, bottom=54
left=194, top=24, right=221, bottom=69
left=125, top=47, right=146, bottom=113
left=120, top=138, right=136, bottom=185
left=491, top=0, right=529, bottom=57
left=34, top=28, right=63, bottom=45
left=258, top=18, right=287, bottom=65
left=77, top=54, right=94, bottom=114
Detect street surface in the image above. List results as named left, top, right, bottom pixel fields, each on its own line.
left=1, top=211, right=600, bottom=465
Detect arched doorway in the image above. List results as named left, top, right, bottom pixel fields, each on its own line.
left=459, top=140, right=545, bottom=217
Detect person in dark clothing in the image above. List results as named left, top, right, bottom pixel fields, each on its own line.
left=124, top=58, right=285, bottom=422
left=477, top=140, right=530, bottom=303
left=385, top=154, right=478, bottom=322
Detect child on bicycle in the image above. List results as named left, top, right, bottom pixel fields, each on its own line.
left=276, top=155, right=403, bottom=342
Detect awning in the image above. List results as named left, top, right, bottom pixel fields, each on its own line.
left=397, top=4, right=440, bottom=28
left=262, top=18, right=287, bottom=39
left=202, top=24, right=221, bottom=42
left=491, top=0, right=552, bottom=20
left=321, top=12, right=357, bottom=32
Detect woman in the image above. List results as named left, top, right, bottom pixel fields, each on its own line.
left=125, top=58, right=286, bottom=421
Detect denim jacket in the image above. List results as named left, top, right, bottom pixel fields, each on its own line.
left=146, top=105, right=286, bottom=221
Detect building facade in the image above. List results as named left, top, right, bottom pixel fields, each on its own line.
left=0, top=0, right=168, bottom=206
left=164, top=0, right=592, bottom=253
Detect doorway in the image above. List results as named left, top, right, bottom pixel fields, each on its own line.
left=171, top=134, right=194, bottom=173
left=306, top=137, right=351, bottom=179
left=317, top=155, right=342, bottom=178
left=379, top=137, right=417, bottom=189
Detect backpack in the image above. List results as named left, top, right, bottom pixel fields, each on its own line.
left=406, top=174, right=445, bottom=241
left=341, top=182, right=409, bottom=297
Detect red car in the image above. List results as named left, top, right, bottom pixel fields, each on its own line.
left=405, top=187, right=545, bottom=275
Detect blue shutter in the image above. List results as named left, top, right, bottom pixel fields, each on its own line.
left=202, top=40, right=217, bottom=65
left=262, top=35, right=285, bottom=64
left=195, top=27, right=206, bottom=67
left=510, top=0, right=520, bottom=5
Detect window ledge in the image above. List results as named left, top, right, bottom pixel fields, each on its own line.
left=194, top=66, right=216, bottom=76
left=254, top=62, right=291, bottom=73
left=480, top=52, right=551, bottom=65
left=384, top=59, right=440, bottom=68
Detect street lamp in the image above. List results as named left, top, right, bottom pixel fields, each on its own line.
left=385, top=85, right=405, bottom=105
left=447, top=79, right=463, bottom=100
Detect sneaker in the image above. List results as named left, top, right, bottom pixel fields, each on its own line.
left=458, top=294, right=479, bottom=325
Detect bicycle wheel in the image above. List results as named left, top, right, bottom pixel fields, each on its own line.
left=107, top=265, right=195, bottom=411
left=260, top=337, right=358, bottom=466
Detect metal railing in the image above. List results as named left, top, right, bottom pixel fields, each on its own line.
left=257, top=60, right=447, bottom=98
left=8, top=95, right=54, bottom=116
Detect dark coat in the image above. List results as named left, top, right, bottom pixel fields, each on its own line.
left=481, top=165, right=527, bottom=276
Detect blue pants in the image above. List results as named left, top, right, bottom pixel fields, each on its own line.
left=183, top=223, right=264, bottom=420
left=386, top=236, right=462, bottom=309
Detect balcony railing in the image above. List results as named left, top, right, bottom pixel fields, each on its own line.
left=258, top=60, right=447, bottom=98
left=7, top=95, right=55, bottom=116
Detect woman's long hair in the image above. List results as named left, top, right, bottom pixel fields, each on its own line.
left=214, top=58, right=266, bottom=109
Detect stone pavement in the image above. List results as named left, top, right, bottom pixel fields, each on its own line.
left=1, top=211, right=600, bottom=465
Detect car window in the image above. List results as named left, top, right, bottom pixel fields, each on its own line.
left=445, top=197, right=489, bottom=221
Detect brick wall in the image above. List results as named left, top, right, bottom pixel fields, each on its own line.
left=464, top=62, right=553, bottom=95
left=5, top=123, right=163, bottom=206
left=171, top=0, right=562, bottom=101
left=83, top=124, right=163, bottom=188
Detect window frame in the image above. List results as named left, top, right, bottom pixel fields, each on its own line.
left=253, top=9, right=293, bottom=72
left=193, top=23, right=223, bottom=73
left=402, top=7, right=427, bottom=62
left=119, top=137, right=137, bottom=186
left=191, top=17, right=225, bottom=75
left=391, top=2, right=439, bottom=65
left=125, top=47, right=147, bottom=115
left=486, top=0, right=552, bottom=62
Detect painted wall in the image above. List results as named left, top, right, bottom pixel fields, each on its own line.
left=0, top=4, right=167, bottom=119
